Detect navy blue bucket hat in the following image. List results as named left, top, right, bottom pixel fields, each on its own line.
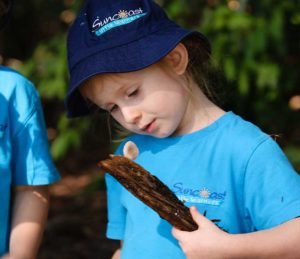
left=66, top=0, right=211, bottom=118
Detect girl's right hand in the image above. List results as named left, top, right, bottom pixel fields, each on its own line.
left=111, top=248, right=121, bottom=259
left=172, top=206, right=230, bottom=259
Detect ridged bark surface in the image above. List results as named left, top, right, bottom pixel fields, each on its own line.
left=98, top=155, right=198, bottom=231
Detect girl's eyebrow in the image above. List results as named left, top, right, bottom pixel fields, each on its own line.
left=112, top=83, right=132, bottom=97
left=93, top=79, right=133, bottom=110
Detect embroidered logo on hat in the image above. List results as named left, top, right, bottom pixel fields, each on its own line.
left=92, top=8, right=147, bottom=36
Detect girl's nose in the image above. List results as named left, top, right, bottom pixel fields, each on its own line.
left=121, top=106, right=141, bottom=124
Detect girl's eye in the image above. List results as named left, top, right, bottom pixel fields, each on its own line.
left=128, top=89, right=138, bottom=97
left=109, top=105, right=118, bottom=113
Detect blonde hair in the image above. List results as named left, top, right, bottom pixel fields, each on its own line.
left=181, top=34, right=222, bottom=106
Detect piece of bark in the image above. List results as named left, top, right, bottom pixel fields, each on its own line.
left=98, top=155, right=198, bottom=231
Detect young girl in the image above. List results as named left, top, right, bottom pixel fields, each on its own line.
left=65, top=0, right=300, bottom=258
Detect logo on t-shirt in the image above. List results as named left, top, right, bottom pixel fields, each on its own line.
left=172, top=182, right=226, bottom=206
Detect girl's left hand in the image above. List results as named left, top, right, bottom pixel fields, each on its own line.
left=172, top=206, right=231, bottom=259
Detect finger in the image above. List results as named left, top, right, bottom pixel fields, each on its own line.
left=172, top=226, right=184, bottom=241
left=190, top=206, right=215, bottom=228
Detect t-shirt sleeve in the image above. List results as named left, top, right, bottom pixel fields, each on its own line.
left=11, top=81, right=60, bottom=185
left=244, top=137, right=300, bottom=230
left=105, top=142, right=127, bottom=240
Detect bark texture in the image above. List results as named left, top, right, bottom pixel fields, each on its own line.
left=98, top=155, right=198, bottom=231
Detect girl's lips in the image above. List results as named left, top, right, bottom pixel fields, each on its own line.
left=142, top=120, right=156, bottom=133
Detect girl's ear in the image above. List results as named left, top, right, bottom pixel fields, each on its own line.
left=163, top=43, right=189, bottom=75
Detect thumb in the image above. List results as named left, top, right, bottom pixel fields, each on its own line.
left=189, top=206, right=208, bottom=227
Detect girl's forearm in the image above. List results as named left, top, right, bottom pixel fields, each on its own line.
left=9, top=186, right=50, bottom=259
left=227, top=218, right=300, bottom=259
left=111, top=241, right=123, bottom=259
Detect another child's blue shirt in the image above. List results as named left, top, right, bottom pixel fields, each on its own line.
left=106, top=111, right=300, bottom=259
left=0, top=66, right=60, bottom=255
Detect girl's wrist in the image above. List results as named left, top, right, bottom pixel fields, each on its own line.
left=222, top=233, right=259, bottom=259
left=218, top=232, right=244, bottom=259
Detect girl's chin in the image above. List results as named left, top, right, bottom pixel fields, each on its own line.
left=150, top=130, right=174, bottom=138
left=134, top=125, right=175, bottom=138
left=138, top=131, right=169, bottom=138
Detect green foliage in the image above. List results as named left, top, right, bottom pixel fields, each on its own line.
left=284, top=146, right=300, bottom=172
left=163, top=0, right=300, bottom=138
left=10, top=1, right=94, bottom=161
left=20, top=35, right=68, bottom=100
left=193, top=1, right=290, bottom=93
left=50, top=115, right=90, bottom=160
left=19, top=33, right=85, bottom=160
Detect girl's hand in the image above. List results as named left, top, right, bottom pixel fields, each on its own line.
left=172, top=206, right=230, bottom=259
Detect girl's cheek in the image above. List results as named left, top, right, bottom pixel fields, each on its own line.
left=112, top=113, right=125, bottom=126
left=112, top=114, right=120, bottom=123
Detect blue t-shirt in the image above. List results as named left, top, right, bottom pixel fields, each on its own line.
left=106, top=111, right=300, bottom=259
left=0, top=66, right=60, bottom=255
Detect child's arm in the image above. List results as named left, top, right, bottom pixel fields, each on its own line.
left=111, top=248, right=121, bottom=259
left=111, top=241, right=123, bottom=259
left=5, top=185, right=50, bottom=259
left=172, top=206, right=300, bottom=259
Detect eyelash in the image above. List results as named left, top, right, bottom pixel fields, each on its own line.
left=108, top=88, right=139, bottom=113
left=128, top=88, right=138, bottom=97
left=109, top=105, right=118, bottom=113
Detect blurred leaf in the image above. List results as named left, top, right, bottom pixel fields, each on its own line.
left=284, top=146, right=300, bottom=172
left=291, top=12, right=300, bottom=25
left=269, top=9, right=283, bottom=42
left=224, top=57, right=236, bottom=81
left=21, top=35, right=68, bottom=100
left=256, top=62, right=280, bottom=89
left=51, top=130, right=80, bottom=160
left=227, top=13, right=252, bottom=31
left=239, top=69, right=249, bottom=95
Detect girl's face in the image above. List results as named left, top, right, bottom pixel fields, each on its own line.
left=80, top=57, right=196, bottom=138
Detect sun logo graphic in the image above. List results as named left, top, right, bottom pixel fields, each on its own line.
left=199, top=188, right=211, bottom=198
left=118, top=10, right=128, bottom=19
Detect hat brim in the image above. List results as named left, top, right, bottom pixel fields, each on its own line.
left=66, top=25, right=210, bottom=118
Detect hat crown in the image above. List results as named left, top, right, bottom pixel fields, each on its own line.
left=68, top=0, right=169, bottom=71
